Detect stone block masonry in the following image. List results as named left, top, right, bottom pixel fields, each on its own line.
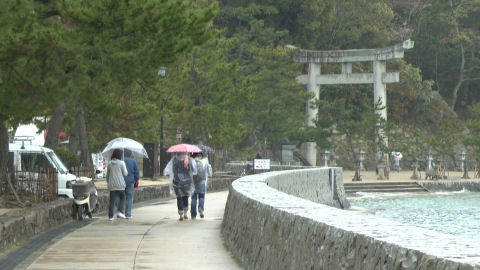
left=222, top=168, right=480, bottom=270
left=418, top=180, right=480, bottom=192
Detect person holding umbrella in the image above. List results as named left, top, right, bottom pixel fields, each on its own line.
left=171, top=152, right=197, bottom=220
left=101, top=137, right=148, bottom=220
left=164, top=144, right=201, bottom=220
left=123, top=149, right=139, bottom=219
left=106, top=149, right=128, bottom=221
left=191, top=151, right=212, bottom=219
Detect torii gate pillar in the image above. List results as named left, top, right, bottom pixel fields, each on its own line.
left=373, top=60, right=387, bottom=163
left=305, top=63, right=320, bottom=165
left=293, top=40, right=414, bottom=169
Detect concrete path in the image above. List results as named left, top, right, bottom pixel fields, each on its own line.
left=24, top=191, right=243, bottom=270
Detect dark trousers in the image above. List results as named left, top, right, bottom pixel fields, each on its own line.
left=124, top=183, right=135, bottom=218
left=108, top=190, right=125, bottom=218
left=191, top=192, right=205, bottom=218
left=176, top=196, right=189, bottom=215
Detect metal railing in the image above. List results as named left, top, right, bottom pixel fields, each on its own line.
left=70, top=166, right=96, bottom=179
left=10, top=169, right=58, bottom=202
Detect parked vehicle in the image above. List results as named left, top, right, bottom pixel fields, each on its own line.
left=9, top=137, right=77, bottom=198
left=72, top=177, right=99, bottom=220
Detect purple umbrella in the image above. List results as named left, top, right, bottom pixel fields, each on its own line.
left=197, top=144, right=215, bottom=154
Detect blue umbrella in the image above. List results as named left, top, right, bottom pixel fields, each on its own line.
left=197, top=144, right=215, bottom=154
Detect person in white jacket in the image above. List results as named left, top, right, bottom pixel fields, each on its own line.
left=164, top=152, right=197, bottom=220
left=191, top=152, right=212, bottom=219
left=106, top=149, right=128, bottom=221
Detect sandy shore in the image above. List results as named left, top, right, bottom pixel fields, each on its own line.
left=93, top=176, right=170, bottom=190
left=343, top=170, right=479, bottom=182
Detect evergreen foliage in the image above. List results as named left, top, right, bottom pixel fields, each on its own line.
left=2, top=0, right=480, bottom=173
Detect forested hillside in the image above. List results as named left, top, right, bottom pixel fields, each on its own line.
left=1, top=0, right=479, bottom=176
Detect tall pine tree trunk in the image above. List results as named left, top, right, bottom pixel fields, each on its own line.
left=76, top=106, right=93, bottom=172
left=44, top=97, right=67, bottom=149
left=0, top=117, right=9, bottom=193
left=449, top=0, right=465, bottom=111
left=191, top=51, right=209, bottom=143
left=0, top=117, right=23, bottom=205
left=68, top=117, right=80, bottom=155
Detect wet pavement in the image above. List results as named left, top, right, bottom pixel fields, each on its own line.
left=18, top=191, right=242, bottom=270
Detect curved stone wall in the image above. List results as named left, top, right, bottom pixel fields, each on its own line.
left=221, top=168, right=480, bottom=270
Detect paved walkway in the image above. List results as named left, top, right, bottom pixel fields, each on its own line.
left=23, top=191, right=242, bottom=270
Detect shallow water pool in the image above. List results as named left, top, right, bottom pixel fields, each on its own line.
left=349, top=191, right=480, bottom=241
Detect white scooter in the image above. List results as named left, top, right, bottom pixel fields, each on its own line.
left=72, top=177, right=99, bottom=220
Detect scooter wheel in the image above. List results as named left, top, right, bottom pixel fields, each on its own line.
left=77, top=205, right=85, bottom=220
left=72, top=204, right=78, bottom=219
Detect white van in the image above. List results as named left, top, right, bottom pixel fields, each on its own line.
left=9, top=142, right=77, bottom=198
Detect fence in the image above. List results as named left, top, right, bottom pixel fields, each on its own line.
left=70, top=166, right=96, bottom=179
left=10, top=169, right=58, bottom=202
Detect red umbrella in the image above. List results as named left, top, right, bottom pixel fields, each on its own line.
left=166, top=144, right=202, bottom=153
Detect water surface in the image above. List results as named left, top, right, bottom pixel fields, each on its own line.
left=349, top=191, right=480, bottom=241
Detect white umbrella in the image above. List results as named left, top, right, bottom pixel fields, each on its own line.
left=391, top=152, right=403, bottom=159
left=101, top=137, right=148, bottom=159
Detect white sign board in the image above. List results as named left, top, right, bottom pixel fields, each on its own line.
left=254, top=159, right=270, bottom=170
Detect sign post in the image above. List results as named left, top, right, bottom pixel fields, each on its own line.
left=254, top=159, right=270, bottom=174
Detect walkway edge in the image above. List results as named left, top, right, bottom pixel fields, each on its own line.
left=0, top=175, right=237, bottom=255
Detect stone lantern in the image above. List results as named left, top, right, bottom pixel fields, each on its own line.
left=321, top=150, right=331, bottom=167
left=352, top=150, right=365, bottom=181
left=427, top=151, right=433, bottom=170
left=410, top=158, right=420, bottom=180
left=358, top=149, right=366, bottom=171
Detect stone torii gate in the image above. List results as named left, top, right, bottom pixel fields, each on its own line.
left=293, top=40, right=414, bottom=170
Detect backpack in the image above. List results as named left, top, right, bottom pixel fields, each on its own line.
left=194, top=160, right=206, bottom=183
left=173, top=158, right=191, bottom=185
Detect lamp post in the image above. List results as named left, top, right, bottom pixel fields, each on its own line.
left=158, top=66, right=167, bottom=176
left=158, top=66, right=167, bottom=151
left=321, top=150, right=330, bottom=167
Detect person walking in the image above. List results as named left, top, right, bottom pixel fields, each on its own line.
left=166, top=152, right=197, bottom=221
left=191, top=152, right=212, bottom=219
left=123, top=149, right=139, bottom=219
left=106, top=149, right=128, bottom=221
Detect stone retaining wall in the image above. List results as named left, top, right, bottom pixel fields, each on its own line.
left=0, top=176, right=236, bottom=252
left=418, top=180, right=480, bottom=192
left=222, top=168, right=480, bottom=270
